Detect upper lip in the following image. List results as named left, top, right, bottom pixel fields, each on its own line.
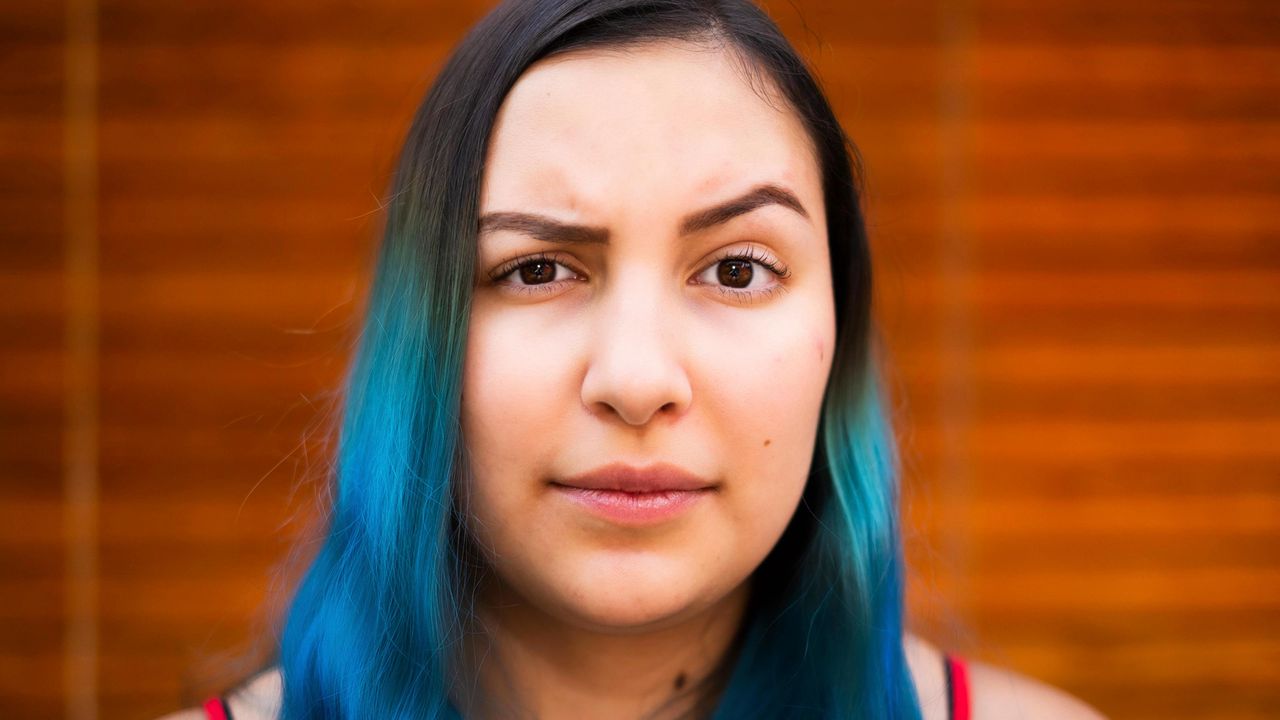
left=555, top=462, right=717, bottom=492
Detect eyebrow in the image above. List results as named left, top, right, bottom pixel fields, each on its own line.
left=476, top=182, right=810, bottom=244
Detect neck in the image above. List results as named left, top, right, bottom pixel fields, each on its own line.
left=454, top=574, right=750, bottom=720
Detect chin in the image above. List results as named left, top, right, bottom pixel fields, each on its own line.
left=558, top=595, right=703, bottom=635
left=543, top=553, right=717, bottom=632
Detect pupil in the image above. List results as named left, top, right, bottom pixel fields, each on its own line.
left=717, top=259, right=753, bottom=289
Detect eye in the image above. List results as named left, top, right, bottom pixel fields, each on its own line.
left=489, top=251, right=584, bottom=297
left=487, top=245, right=792, bottom=303
left=692, top=244, right=792, bottom=304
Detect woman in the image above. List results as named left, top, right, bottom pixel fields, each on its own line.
left=163, top=0, right=1107, bottom=717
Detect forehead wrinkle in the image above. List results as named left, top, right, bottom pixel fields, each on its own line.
left=477, top=179, right=810, bottom=250
left=478, top=212, right=609, bottom=245
left=481, top=44, right=823, bottom=248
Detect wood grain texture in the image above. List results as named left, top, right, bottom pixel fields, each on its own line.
left=1, top=0, right=1276, bottom=717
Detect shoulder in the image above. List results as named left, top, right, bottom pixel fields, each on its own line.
left=903, top=632, right=949, bottom=720
left=903, top=633, right=1109, bottom=720
left=964, top=653, right=1109, bottom=720
left=153, top=667, right=283, bottom=720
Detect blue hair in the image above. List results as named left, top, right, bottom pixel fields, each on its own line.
left=274, top=1, right=923, bottom=717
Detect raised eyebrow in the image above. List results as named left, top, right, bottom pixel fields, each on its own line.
left=678, top=183, right=810, bottom=236
left=476, top=182, right=809, bottom=244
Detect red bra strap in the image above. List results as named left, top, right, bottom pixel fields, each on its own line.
left=944, top=653, right=972, bottom=720
left=201, top=696, right=232, bottom=720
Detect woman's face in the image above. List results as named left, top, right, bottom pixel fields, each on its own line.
left=461, top=42, right=835, bottom=632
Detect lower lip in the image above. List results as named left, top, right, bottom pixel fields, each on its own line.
left=552, top=484, right=712, bottom=525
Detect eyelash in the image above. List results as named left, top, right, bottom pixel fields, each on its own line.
left=488, top=244, right=792, bottom=303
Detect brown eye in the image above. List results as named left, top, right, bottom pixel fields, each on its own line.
left=716, top=259, right=754, bottom=289
left=490, top=253, right=583, bottom=297
left=518, top=260, right=559, bottom=285
left=693, top=245, right=792, bottom=304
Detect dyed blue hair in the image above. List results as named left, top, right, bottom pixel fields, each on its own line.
left=273, top=1, right=922, bottom=717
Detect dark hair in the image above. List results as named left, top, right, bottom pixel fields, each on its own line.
left=262, top=1, right=919, bottom=717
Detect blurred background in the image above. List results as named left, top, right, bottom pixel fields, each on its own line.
left=3, top=0, right=1278, bottom=718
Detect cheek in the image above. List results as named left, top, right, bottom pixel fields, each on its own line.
left=717, top=321, right=831, bottom=444
left=461, top=308, right=574, bottom=468
left=459, top=310, right=573, bottom=543
left=709, top=316, right=833, bottom=539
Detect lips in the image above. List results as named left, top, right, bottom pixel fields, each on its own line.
left=553, top=461, right=717, bottom=493
left=550, top=462, right=717, bottom=525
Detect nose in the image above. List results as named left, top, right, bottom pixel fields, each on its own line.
left=579, top=275, right=693, bottom=427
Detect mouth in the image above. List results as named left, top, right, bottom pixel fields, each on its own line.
left=554, top=461, right=718, bottom=492
left=551, top=461, right=718, bottom=525
left=549, top=485, right=714, bottom=526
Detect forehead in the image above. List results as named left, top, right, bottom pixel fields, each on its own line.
left=481, top=41, right=819, bottom=215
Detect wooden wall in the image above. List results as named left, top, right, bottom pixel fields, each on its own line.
left=2, top=0, right=1276, bottom=717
